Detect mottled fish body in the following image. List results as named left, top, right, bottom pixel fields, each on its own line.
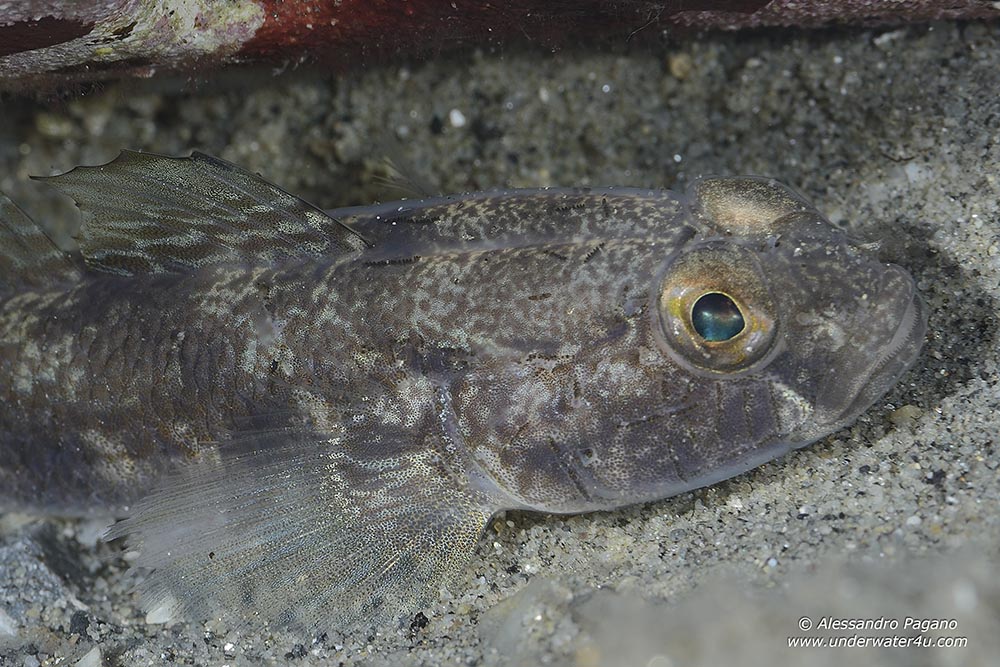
left=0, top=152, right=926, bottom=630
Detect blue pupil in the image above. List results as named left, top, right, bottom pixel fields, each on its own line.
left=692, top=292, right=745, bottom=342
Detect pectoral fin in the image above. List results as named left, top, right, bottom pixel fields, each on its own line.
left=106, top=429, right=496, bottom=632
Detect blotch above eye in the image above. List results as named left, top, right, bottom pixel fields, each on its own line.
left=654, top=242, right=779, bottom=376
left=687, top=177, right=817, bottom=237
left=691, top=292, right=745, bottom=342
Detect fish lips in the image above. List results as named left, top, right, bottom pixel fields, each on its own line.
left=791, top=263, right=928, bottom=445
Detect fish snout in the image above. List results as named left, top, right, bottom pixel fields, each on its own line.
left=809, top=264, right=927, bottom=435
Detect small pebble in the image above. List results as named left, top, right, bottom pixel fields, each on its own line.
left=448, top=109, right=467, bottom=128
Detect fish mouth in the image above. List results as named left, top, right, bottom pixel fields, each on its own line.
left=790, top=264, right=928, bottom=446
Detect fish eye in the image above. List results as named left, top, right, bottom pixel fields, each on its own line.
left=691, top=292, right=745, bottom=342
left=653, top=243, right=779, bottom=376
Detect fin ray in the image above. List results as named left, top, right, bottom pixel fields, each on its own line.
left=0, top=192, right=81, bottom=287
left=36, top=151, right=371, bottom=275
left=106, top=430, right=496, bottom=632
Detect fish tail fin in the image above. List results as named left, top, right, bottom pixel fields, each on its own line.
left=105, top=429, right=497, bottom=633
left=0, top=191, right=81, bottom=289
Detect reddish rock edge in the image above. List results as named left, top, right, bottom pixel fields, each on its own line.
left=0, top=1, right=997, bottom=91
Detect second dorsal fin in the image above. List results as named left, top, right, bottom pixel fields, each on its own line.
left=36, top=151, right=371, bottom=276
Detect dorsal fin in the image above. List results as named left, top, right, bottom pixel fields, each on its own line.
left=35, top=151, right=371, bottom=276
left=0, top=192, right=82, bottom=288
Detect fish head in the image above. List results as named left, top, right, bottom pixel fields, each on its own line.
left=546, top=177, right=927, bottom=510
left=672, top=177, right=926, bottom=440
